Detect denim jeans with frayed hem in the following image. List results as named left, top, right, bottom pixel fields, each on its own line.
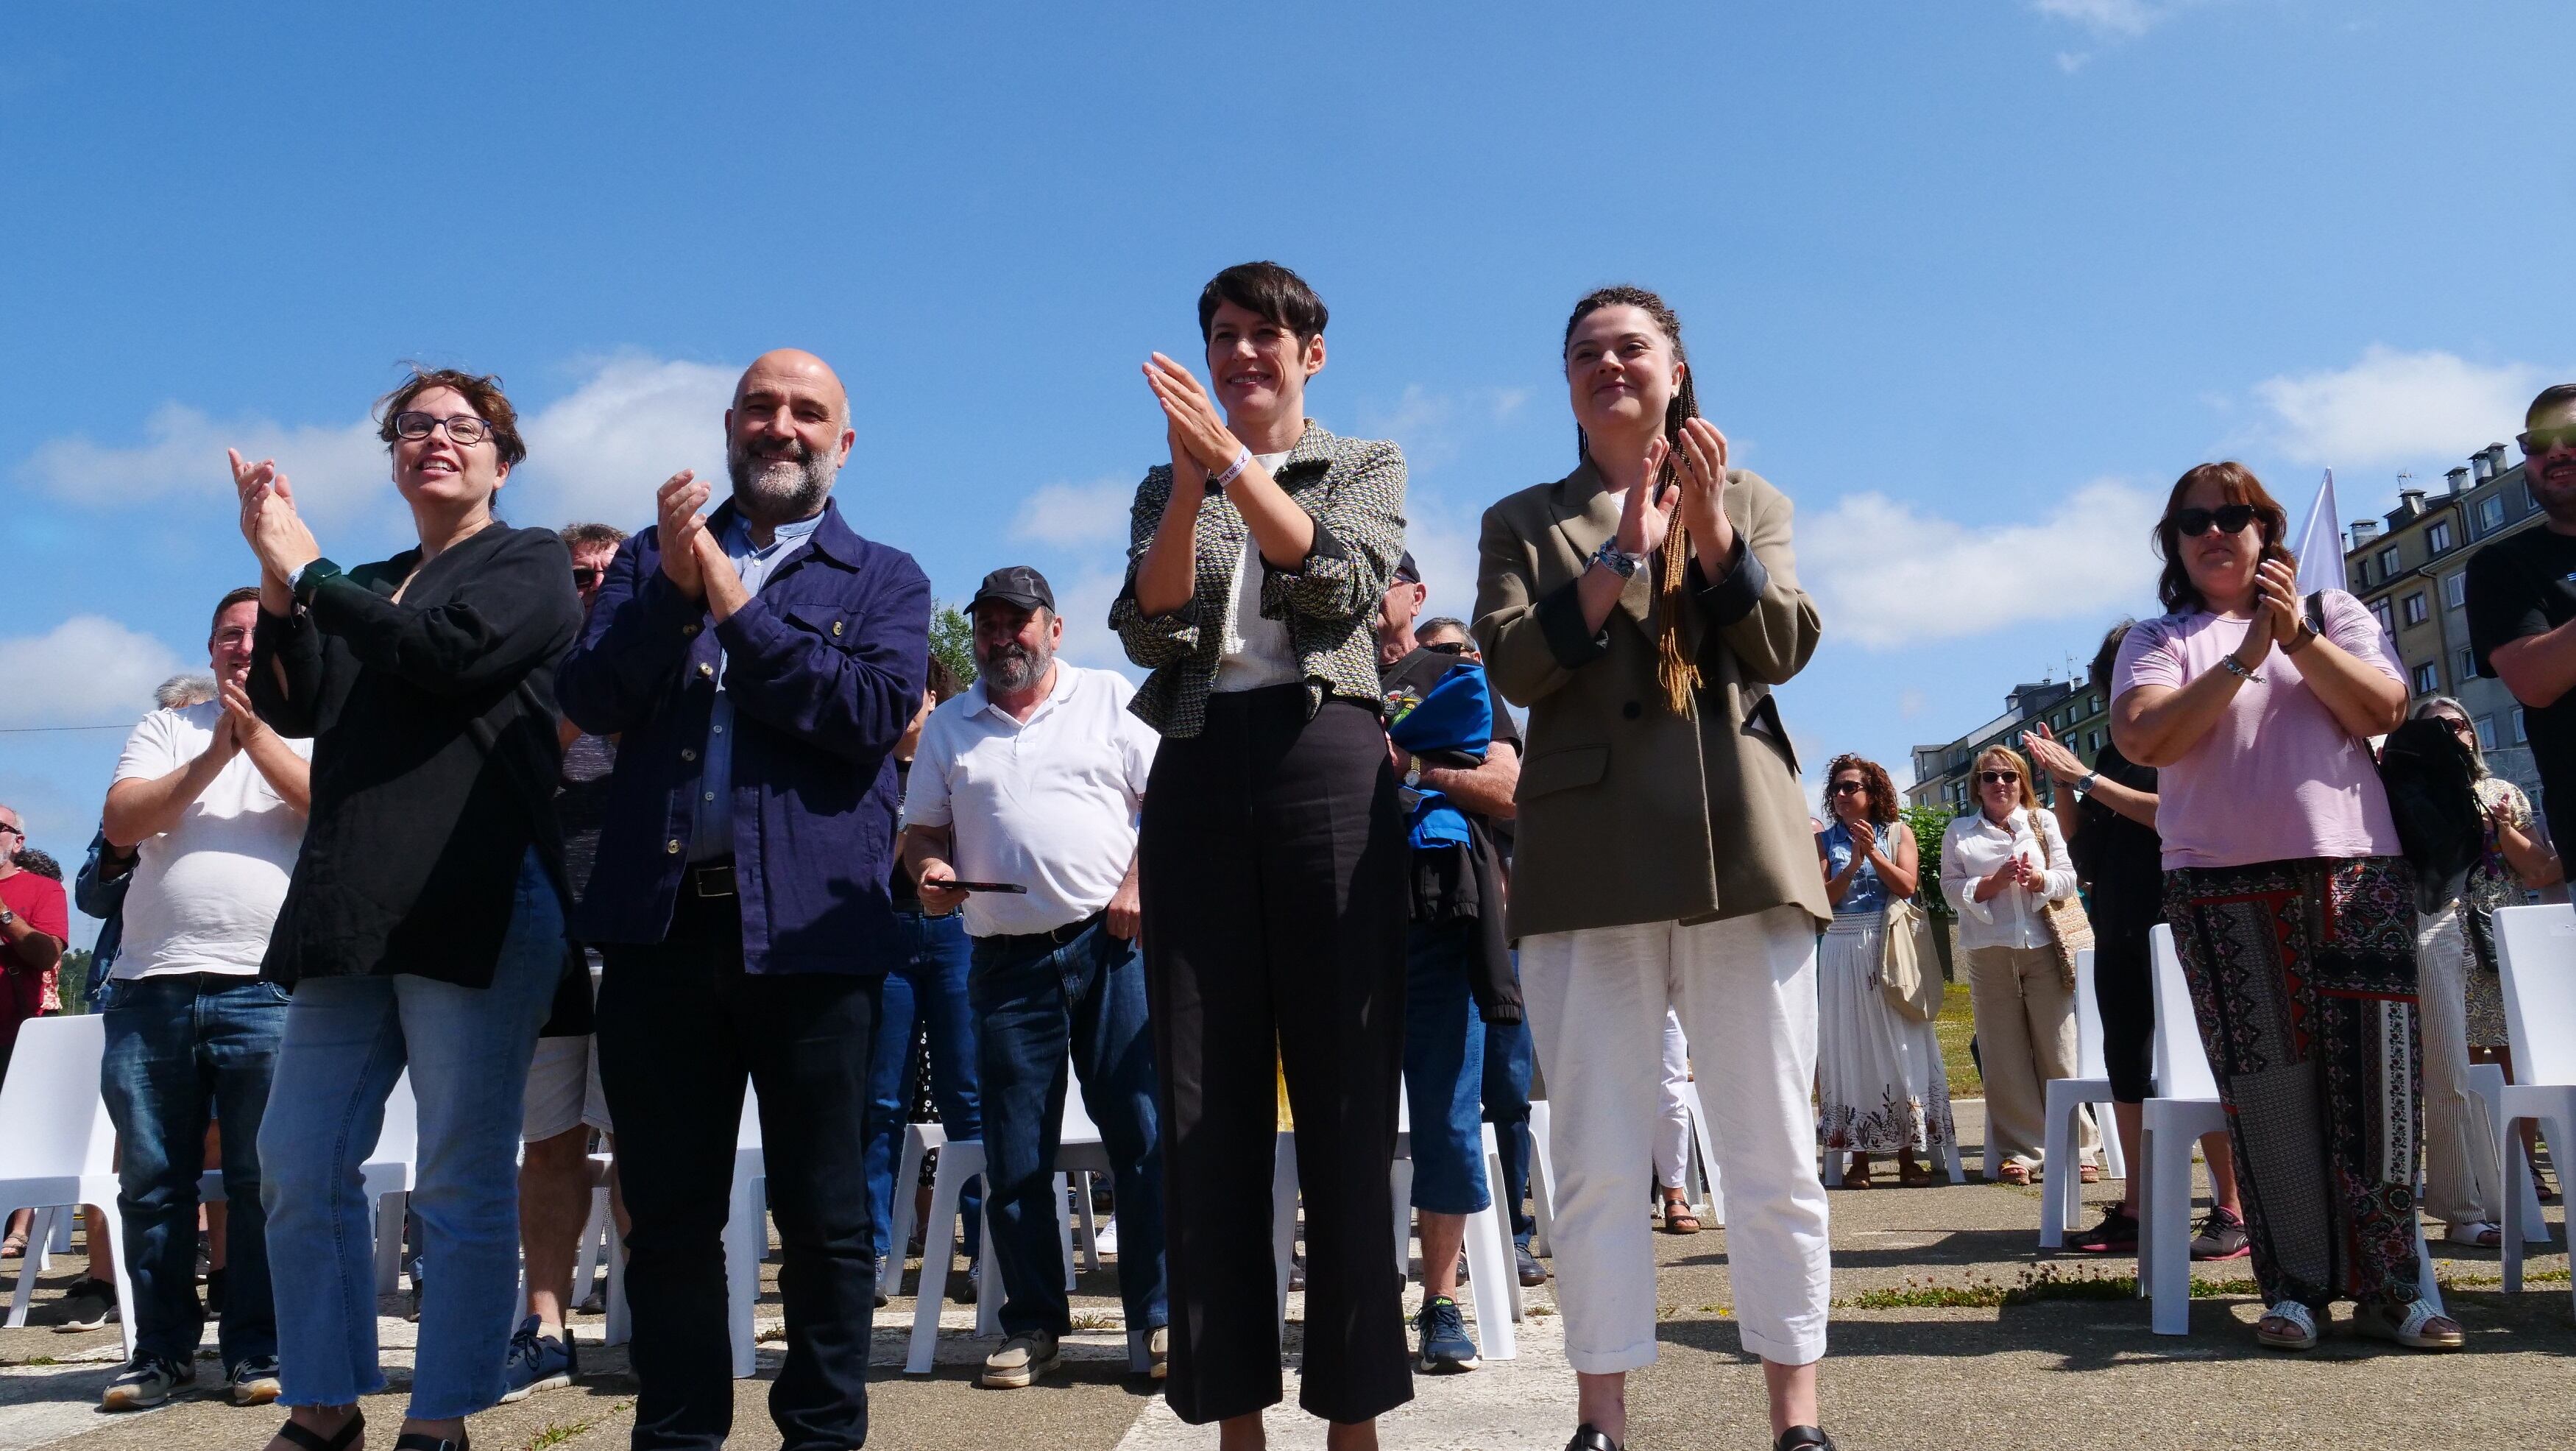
left=863, top=910, right=982, bottom=1263
left=258, top=849, right=563, bottom=1416
left=100, top=972, right=289, bottom=1369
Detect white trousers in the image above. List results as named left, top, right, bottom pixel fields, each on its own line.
left=2417, top=903, right=2502, bottom=1228
left=1655, top=1009, right=1692, bottom=1190
left=1521, top=905, right=1831, bottom=1371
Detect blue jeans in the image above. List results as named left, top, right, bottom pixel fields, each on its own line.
left=970, top=917, right=1167, bottom=1341
left=1402, top=919, right=1490, bottom=1215
left=99, top=972, right=289, bottom=1369
left=258, top=850, right=563, bottom=1417
left=1482, top=1006, right=1537, bottom=1243
left=864, top=911, right=982, bottom=1263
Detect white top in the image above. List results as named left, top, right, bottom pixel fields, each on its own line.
left=899, top=663, right=1159, bottom=938
left=1939, top=807, right=2079, bottom=953
left=111, top=702, right=312, bottom=979
left=1212, top=449, right=1302, bottom=693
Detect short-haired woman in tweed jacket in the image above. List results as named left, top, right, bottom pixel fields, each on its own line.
left=1112, top=260, right=1412, bottom=1445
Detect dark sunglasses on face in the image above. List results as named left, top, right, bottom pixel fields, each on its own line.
left=0, top=825, right=20, bottom=838
left=1420, top=639, right=1468, bottom=655
left=1830, top=780, right=1866, bottom=795
left=2520, top=424, right=2576, bottom=459
left=1978, top=770, right=2020, bottom=786
left=572, top=566, right=604, bottom=588
left=2172, top=504, right=2258, bottom=538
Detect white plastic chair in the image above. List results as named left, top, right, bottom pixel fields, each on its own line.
left=2140, top=925, right=2440, bottom=1334
left=1674, top=1080, right=1728, bottom=1224
left=1526, top=1099, right=1558, bottom=1257
left=2489, top=904, right=2576, bottom=1316
left=366, top=1073, right=420, bottom=1294
left=2040, top=947, right=2125, bottom=1246
left=2465, top=1062, right=2552, bottom=1245
left=592, top=1092, right=763, bottom=1376
left=1383, top=1087, right=1520, bottom=1360
left=0, top=1016, right=135, bottom=1358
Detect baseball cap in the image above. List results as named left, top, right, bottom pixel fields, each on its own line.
left=1393, top=551, right=1422, bottom=585
left=969, top=565, right=1055, bottom=614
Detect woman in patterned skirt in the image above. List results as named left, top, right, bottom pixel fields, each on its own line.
left=2110, top=461, right=2456, bottom=1352
left=1813, top=755, right=1953, bottom=1187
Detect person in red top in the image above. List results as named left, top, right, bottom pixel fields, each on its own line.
left=0, top=804, right=68, bottom=1076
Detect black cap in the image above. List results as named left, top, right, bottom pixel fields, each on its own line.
left=969, top=565, right=1055, bottom=615
left=1393, top=551, right=1422, bottom=585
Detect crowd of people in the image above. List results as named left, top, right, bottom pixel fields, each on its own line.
left=1, top=263, right=2572, bottom=1451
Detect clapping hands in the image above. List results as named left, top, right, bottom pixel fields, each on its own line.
left=228, top=448, right=322, bottom=585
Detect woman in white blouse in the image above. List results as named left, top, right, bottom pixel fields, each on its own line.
left=1939, top=744, right=2096, bottom=1185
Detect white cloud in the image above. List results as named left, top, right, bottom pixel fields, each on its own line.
left=14, top=354, right=738, bottom=535
left=1803, top=479, right=2164, bottom=649
left=19, top=404, right=388, bottom=523
left=2253, top=345, right=2539, bottom=468
left=0, top=617, right=184, bottom=729
left=512, top=356, right=735, bottom=529
left=1011, top=479, right=1133, bottom=548
left=2033, top=0, right=2177, bottom=38
left=1045, top=566, right=1139, bottom=682
left=1357, top=385, right=1535, bottom=474
left=1402, top=490, right=1485, bottom=632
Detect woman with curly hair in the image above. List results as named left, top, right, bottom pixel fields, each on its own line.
left=1814, top=755, right=1953, bottom=1187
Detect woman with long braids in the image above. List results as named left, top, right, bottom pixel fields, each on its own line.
left=1112, top=261, right=1411, bottom=1449
left=1473, top=286, right=1835, bottom=1451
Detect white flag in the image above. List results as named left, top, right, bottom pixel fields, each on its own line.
left=2293, top=469, right=2347, bottom=596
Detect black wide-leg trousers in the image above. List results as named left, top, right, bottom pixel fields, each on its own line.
left=1139, top=686, right=1412, bottom=1425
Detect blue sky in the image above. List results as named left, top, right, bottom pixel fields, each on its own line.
left=4, top=1, right=2569, bottom=947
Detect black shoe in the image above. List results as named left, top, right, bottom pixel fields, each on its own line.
left=1564, top=1425, right=1620, bottom=1451
left=1515, top=1240, right=1549, bottom=1287
left=56, top=1277, right=116, bottom=1332
left=1776, top=1427, right=1838, bottom=1451
left=2067, top=1204, right=2140, bottom=1254
left=2191, top=1204, right=2251, bottom=1260
left=205, top=1266, right=227, bottom=1316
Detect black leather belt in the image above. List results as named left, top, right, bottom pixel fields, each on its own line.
left=685, top=861, right=737, bottom=898
left=991, top=911, right=1103, bottom=952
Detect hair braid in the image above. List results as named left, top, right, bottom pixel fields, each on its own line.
left=1568, top=285, right=1704, bottom=713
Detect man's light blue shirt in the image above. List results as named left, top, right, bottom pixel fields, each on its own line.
left=690, top=508, right=825, bottom=863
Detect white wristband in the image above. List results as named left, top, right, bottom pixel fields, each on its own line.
left=1211, top=445, right=1252, bottom=491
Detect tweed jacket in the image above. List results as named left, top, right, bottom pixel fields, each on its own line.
left=1111, top=421, right=1407, bottom=738
left=1472, top=461, right=1831, bottom=939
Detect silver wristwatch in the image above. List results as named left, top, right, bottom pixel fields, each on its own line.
left=1404, top=760, right=1423, bottom=789
left=1590, top=539, right=1646, bottom=579
left=2076, top=771, right=2100, bottom=796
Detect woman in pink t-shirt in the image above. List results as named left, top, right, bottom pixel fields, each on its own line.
left=2109, top=462, right=2454, bottom=1353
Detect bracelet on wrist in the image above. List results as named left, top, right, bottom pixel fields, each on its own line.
left=1206, top=445, right=1252, bottom=495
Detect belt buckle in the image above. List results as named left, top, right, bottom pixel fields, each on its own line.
left=694, top=864, right=737, bottom=898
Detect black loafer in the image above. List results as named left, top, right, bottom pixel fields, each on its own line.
left=1776, top=1427, right=1837, bottom=1451
left=1565, top=1424, right=1621, bottom=1451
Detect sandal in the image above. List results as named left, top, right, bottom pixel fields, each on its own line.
left=276, top=1411, right=365, bottom=1451
left=2354, top=1298, right=2465, bottom=1351
left=2254, top=1301, right=2318, bottom=1351
left=1841, top=1156, right=1874, bottom=1190
left=1776, top=1428, right=1839, bottom=1451
left=2078, top=1162, right=2101, bottom=1184
left=394, top=1434, right=470, bottom=1451
left=1564, top=1425, right=1621, bottom=1451
left=1660, top=1196, right=1702, bottom=1234
left=2445, top=1220, right=2504, bottom=1249
left=0, top=1234, right=24, bottom=1260
left=1896, top=1157, right=1934, bottom=1187
left=1996, top=1161, right=2032, bottom=1186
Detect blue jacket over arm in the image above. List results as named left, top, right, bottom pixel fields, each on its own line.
left=558, top=498, right=931, bottom=974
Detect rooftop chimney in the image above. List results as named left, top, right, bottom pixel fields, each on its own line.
left=2448, top=466, right=2472, bottom=494
left=2350, top=518, right=2382, bottom=545
left=2483, top=442, right=2512, bottom=475
left=2474, top=449, right=2497, bottom=483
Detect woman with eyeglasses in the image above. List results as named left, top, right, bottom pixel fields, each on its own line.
left=2407, top=696, right=2561, bottom=1250
left=2110, top=462, right=2448, bottom=1352
left=1815, top=755, right=1952, bottom=1189
left=1936, top=745, right=2090, bottom=1187
left=234, top=367, right=583, bottom=1451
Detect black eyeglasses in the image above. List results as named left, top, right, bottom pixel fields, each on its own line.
left=1977, top=770, right=2020, bottom=786
left=1830, top=780, right=1866, bottom=795
left=391, top=412, right=495, bottom=447
left=2520, top=424, right=2576, bottom=459
left=1421, top=639, right=1468, bottom=655
left=572, top=566, right=604, bottom=588
left=2172, top=504, right=2257, bottom=538
left=0, top=825, right=21, bottom=839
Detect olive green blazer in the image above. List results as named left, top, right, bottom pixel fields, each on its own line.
left=1471, top=462, right=1830, bottom=939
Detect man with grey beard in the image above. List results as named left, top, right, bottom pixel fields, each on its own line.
left=561, top=349, right=930, bottom=1451
left=899, top=566, right=1168, bottom=1388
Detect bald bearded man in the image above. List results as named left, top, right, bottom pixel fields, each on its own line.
left=559, top=350, right=931, bottom=1451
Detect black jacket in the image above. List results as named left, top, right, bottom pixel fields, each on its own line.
left=250, top=524, right=583, bottom=989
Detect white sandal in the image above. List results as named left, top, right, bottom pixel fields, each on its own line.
left=2254, top=1300, right=2318, bottom=1350
left=2444, top=1220, right=2504, bottom=1248
left=2354, top=1297, right=2466, bottom=1350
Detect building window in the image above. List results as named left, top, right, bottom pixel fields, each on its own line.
left=2514, top=706, right=2528, bottom=744
left=2444, top=572, right=2466, bottom=610
left=2457, top=647, right=2476, bottom=681
left=2480, top=495, right=2506, bottom=531
left=2410, top=661, right=2439, bottom=696
left=2372, top=599, right=2396, bottom=636
left=2427, top=520, right=2455, bottom=554
left=2378, top=546, right=2400, bottom=579
left=2402, top=592, right=2429, bottom=626
left=2089, top=728, right=2103, bottom=755
left=2476, top=716, right=2497, bottom=749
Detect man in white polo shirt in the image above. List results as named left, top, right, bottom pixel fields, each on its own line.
left=901, top=565, right=1167, bottom=1391
left=96, top=587, right=311, bottom=1411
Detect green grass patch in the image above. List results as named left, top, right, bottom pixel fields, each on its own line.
left=521, top=1402, right=631, bottom=1451
left=1839, top=1265, right=2262, bottom=1310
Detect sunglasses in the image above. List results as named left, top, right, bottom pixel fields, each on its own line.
left=1977, top=770, right=2020, bottom=786
left=0, top=825, right=20, bottom=838
left=2172, top=504, right=2258, bottom=538
left=1420, top=639, right=1468, bottom=655
left=2521, top=424, right=2576, bottom=459
left=572, top=566, right=604, bottom=588
left=1830, top=780, right=1866, bottom=795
